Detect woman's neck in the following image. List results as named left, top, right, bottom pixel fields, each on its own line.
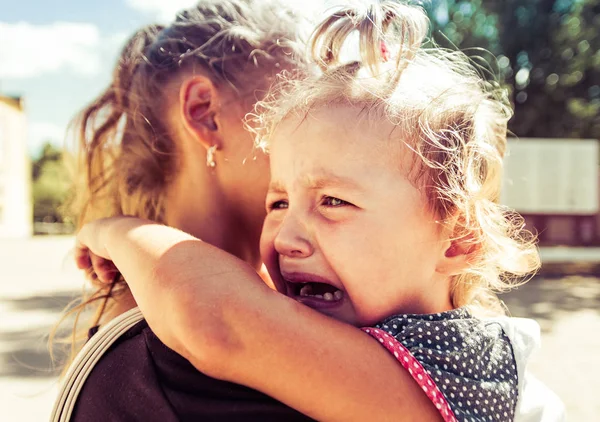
left=105, top=161, right=263, bottom=322
left=165, top=170, right=262, bottom=270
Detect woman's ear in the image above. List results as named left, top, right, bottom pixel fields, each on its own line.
left=179, top=75, right=222, bottom=150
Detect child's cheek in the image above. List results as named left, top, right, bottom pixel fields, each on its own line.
left=259, top=219, right=284, bottom=289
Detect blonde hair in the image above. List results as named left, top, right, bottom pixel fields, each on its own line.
left=53, top=0, right=308, bottom=371
left=250, top=0, right=540, bottom=315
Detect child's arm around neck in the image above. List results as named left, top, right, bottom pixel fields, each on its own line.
left=77, top=216, right=442, bottom=422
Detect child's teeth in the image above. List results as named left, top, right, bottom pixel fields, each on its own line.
left=297, top=285, right=344, bottom=301
left=299, top=285, right=312, bottom=296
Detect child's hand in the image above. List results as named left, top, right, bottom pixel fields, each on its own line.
left=75, top=218, right=121, bottom=284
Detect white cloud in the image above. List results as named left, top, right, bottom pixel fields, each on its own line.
left=125, top=0, right=199, bottom=22
left=0, top=22, right=105, bottom=79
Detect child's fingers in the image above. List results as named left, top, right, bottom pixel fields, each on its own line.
left=75, top=246, right=92, bottom=271
left=90, top=253, right=118, bottom=284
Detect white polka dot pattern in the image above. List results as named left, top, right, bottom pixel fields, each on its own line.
left=364, top=327, right=457, bottom=422
left=363, top=308, right=518, bottom=422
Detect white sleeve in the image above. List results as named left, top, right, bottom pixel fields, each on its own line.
left=515, top=371, right=566, bottom=422
left=484, top=316, right=566, bottom=422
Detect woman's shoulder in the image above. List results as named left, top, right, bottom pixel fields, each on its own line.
left=71, top=318, right=180, bottom=421
left=71, top=314, right=314, bottom=422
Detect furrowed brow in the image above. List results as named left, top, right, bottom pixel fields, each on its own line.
left=306, top=171, right=365, bottom=192
left=267, top=181, right=286, bottom=194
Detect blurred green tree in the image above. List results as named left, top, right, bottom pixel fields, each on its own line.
left=425, top=0, right=501, bottom=53
left=31, top=142, right=71, bottom=223
left=423, top=0, right=600, bottom=139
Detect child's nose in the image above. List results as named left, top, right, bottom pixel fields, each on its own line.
left=273, top=214, right=313, bottom=258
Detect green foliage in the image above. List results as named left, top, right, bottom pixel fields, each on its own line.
left=425, top=0, right=501, bottom=53
left=423, top=0, right=600, bottom=139
left=31, top=143, right=71, bottom=223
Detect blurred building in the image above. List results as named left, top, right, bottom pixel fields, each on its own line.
left=0, top=95, right=32, bottom=238
left=502, top=138, right=600, bottom=246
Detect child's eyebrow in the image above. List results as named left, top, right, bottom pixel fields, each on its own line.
left=268, top=171, right=366, bottom=194
left=267, top=181, right=286, bottom=194
left=305, top=171, right=365, bottom=192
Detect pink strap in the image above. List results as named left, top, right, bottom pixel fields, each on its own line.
left=363, top=327, right=457, bottom=422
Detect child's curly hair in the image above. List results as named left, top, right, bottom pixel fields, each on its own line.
left=249, top=0, right=540, bottom=315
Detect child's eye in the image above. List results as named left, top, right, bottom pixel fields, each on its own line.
left=268, top=200, right=289, bottom=211
left=321, top=196, right=352, bottom=207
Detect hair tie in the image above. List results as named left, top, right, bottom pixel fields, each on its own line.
left=380, top=40, right=391, bottom=62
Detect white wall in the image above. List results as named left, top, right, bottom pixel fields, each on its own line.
left=501, top=138, right=599, bottom=215
left=0, top=97, right=32, bottom=238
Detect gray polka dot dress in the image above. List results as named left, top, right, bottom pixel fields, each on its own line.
left=363, top=308, right=518, bottom=422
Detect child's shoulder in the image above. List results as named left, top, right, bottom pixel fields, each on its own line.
left=375, top=307, right=514, bottom=354
left=363, top=308, right=518, bottom=422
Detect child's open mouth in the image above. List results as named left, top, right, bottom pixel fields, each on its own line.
left=295, top=282, right=343, bottom=301
left=281, top=272, right=345, bottom=308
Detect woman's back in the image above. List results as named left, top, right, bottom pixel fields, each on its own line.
left=72, top=318, right=313, bottom=421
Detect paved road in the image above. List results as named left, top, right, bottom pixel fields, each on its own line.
left=1, top=236, right=598, bottom=421
left=0, top=236, right=81, bottom=421
left=501, top=274, right=600, bottom=421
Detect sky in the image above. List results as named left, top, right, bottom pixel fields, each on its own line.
left=0, top=0, right=330, bottom=157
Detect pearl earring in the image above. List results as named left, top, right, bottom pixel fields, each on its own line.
left=206, top=145, right=217, bottom=168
